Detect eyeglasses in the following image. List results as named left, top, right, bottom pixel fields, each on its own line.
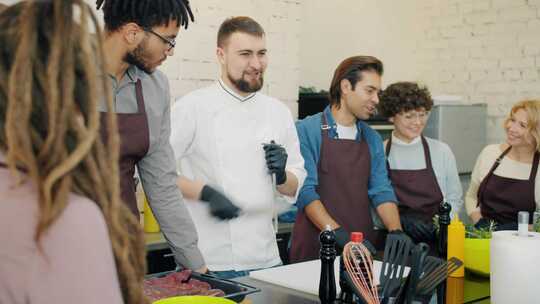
left=399, top=111, right=430, bottom=122
left=144, top=28, right=176, bottom=51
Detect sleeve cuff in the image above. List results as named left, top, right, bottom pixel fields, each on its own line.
left=296, top=190, right=320, bottom=210
left=371, top=192, right=398, bottom=208
left=171, top=246, right=206, bottom=270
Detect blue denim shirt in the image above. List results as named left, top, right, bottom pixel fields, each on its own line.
left=295, top=106, right=397, bottom=210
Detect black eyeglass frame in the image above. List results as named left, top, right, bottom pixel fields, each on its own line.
left=143, top=27, right=176, bottom=51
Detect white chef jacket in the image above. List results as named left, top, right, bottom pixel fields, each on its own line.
left=170, top=80, right=306, bottom=271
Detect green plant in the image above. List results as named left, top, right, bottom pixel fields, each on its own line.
left=465, top=221, right=496, bottom=239
left=432, top=214, right=440, bottom=234
left=299, top=86, right=328, bottom=94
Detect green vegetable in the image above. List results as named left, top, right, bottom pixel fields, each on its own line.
left=464, top=220, right=496, bottom=239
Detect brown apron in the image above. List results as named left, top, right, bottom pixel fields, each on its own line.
left=478, top=146, right=538, bottom=224
left=386, top=136, right=444, bottom=222
left=289, top=113, right=384, bottom=263
left=100, top=79, right=150, bottom=217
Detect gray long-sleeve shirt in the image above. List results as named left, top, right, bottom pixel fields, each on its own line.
left=100, top=65, right=205, bottom=270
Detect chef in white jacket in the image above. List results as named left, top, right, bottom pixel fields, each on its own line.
left=170, top=16, right=306, bottom=279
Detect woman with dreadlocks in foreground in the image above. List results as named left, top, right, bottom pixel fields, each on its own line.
left=0, top=1, right=147, bottom=303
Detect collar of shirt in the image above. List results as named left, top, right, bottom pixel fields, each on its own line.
left=218, top=78, right=257, bottom=102
left=391, top=132, right=421, bottom=146
left=322, top=106, right=362, bottom=141
left=107, top=65, right=140, bottom=87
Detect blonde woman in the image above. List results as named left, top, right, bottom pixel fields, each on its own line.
left=0, top=1, right=146, bottom=303
left=466, top=100, right=540, bottom=230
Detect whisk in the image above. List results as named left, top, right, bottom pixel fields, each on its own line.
left=342, top=236, right=380, bottom=304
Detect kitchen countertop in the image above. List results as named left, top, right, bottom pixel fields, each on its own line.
left=235, top=276, right=319, bottom=304
left=234, top=271, right=490, bottom=304
left=145, top=222, right=295, bottom=251
left=145, top=224, right=490, bottom=303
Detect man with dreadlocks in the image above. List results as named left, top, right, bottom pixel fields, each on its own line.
left=95, top=0, right=206, bottom=272
left=170, top=17, right=307, bottom=279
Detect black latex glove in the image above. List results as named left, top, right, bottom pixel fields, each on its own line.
left=474, top=217, right=493, bottom=230
left=495, top=222, right=518, bottom=231
left=388, top=229, right=414, bottom=246
left=263, top=141, right=288, bottom=185
left=200, top=185, right=241, bottom=220
left=361, top=239, right=377, bottom=256
left=400, top=216, right=437, bottom=244
left=333, top=227, right=350, bottom=254
left=333, top=227, right=377, bottom=256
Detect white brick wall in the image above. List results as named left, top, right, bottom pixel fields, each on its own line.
left=416, top=0, right=540, bottom=143
left=6, top=0, right=540, bottom=140
left=167, top=1, right=302, bottom=117
left=80, top=0, right=302, bottom=117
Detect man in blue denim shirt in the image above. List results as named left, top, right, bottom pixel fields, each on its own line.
left=290, top=56, right=403, bottom=262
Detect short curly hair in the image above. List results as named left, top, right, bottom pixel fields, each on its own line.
left=378, top=82, right=433, bottom=118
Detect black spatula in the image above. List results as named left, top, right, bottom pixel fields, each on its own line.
left=379, top=232, right=413, bottom=300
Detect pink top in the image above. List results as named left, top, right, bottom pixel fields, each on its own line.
left=0, top=162, right=124, bottom=303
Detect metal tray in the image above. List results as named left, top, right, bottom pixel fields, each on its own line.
left=145, top=270, right=260, bottom=303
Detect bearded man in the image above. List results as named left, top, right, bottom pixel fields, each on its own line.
left=170, top=16, right=306, bottom=279
left=97, top=0, right=207, bottom=272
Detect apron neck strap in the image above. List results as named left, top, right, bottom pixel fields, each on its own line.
left=321, top=111, right=330, bottom=132
left=529, top=151, right=540, bottom=180
left=421, top=136, right=434, bottom=169
left=492, top=146, right=512, bottom=171
left=386, top=135, right=433, bottom=169
left=321, top=112, right=364, bottom=141
left=477, top=146, right=511, bottom=207
left=135, top=79, right=146, bottom=114
left=320, top=112, right=332, bottom=137
left=385, top=135, right=392, bottom=156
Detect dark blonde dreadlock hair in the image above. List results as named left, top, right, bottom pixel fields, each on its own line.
left=0, top=1, right=147, bottom=303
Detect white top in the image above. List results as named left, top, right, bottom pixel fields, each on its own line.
left=465, top=144, right=540, bottom=216
left=0, top=157, right=123, bottom=304
left=170, top=80, right=306, bottom=271
left=385, top=134, right=464, bottom=215
left=336, top=123, right=357, bottom=140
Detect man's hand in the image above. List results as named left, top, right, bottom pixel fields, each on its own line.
left=195, top=266, right=209, bottom=274
left=474, top=217, right=493, bottom=230
left=388, top=229, right=414, bottom=245
left=333, top=227, right=349, bottom=254
left=263, top=141, right=288, bottom=185
left=470, top=210, right=482, bottom=224
left=332, top=227, right=377, bottom=256
left=400, top=215, right=437, bottom=243
left=200, top=185, right=241, bottom=220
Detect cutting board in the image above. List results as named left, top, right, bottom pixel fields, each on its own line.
left=250, top=259, right=401, bottom=296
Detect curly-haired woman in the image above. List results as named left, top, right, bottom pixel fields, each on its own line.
left=378, top=82, right=463, bottom=245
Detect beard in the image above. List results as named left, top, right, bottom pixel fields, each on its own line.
left=124, top=40, right=158, bottom=74
left=227, top=71, right=264, bottom=93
